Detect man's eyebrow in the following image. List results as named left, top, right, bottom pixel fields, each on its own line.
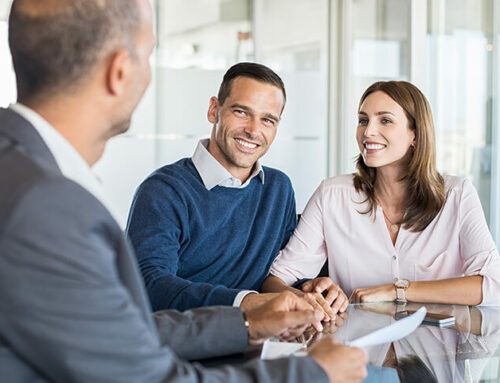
left=230, top=104, right=280, bottom=122
left=262, top=112, right=280, bottom=122
left=230, top=103, right=252, bottom=112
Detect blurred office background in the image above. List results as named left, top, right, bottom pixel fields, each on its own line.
left=1, top=0, right=500, bottom=245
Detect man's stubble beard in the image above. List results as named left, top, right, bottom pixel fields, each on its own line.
left=108, top=118, right=132, bottom=139
left=217, top=130, right=255, bottom=170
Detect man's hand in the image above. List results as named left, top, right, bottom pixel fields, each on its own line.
left=301, top=277, right=349, bottom=319
left=244, top=291, right=323, bottom=345
left=309, top=337, right=367, bottom=383
left=349, top=284, right=396, bottom=304
left=240, top=292, right=281, bottom=312
left=300, top=311, right=349, bottom=348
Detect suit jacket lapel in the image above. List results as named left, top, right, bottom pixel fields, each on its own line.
left=0, top=107, right=60, bottom=173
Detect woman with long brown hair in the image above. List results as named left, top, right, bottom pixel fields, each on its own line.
left=262, top=81, right=500, bottom=320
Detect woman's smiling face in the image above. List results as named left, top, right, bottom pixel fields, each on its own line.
left=356, top=91, right=416, bottom=170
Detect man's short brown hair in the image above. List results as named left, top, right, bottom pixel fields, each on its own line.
left=9, top=0, right=141, bottom=102
left=217, top=62, right=286, bottom=110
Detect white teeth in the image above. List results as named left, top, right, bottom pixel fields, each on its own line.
left=365, top=143, right=385, bottom=150
left=236, top=139, right=257, bottom=149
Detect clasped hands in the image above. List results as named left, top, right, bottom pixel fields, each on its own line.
left=296, top=277, right=397, bottom=319
left=241, top=277, right=396, bottom=339
left=239, top=290, right=367, bottom=383
left=236, top=279, right=398, bottom=383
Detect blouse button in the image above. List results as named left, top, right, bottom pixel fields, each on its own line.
left=392, top=255, right=397, bottom=260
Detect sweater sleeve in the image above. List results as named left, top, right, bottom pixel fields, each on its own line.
left=126, top=176, right=242, bottom=311
left=281, top=180, right=298, bottom=250
left=458, top=179, right=500, bottom=306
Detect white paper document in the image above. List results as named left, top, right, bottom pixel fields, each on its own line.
left=346, top=307, right=427, bottom=348
left=261, top=339, right=305, bottom=360
left=260, top=307, right=427, bottom=360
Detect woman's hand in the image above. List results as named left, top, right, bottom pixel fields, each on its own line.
left=349, top=284, right=396, bottom=303
left=300, top=277, right=349, bottom=320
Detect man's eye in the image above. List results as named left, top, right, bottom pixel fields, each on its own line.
left=263, top=118, right=274, bottom=125
left=235, top=109, right=246, bottom=115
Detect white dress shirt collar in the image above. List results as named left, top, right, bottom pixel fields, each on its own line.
left=9, top=103, right=120, bottom=224
left=191, top=138, right=264, bottom=190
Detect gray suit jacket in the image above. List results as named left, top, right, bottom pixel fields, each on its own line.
left=0, top=108, right=327, bottom=382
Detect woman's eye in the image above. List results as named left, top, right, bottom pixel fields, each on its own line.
left=358, top=119, right=368, bottom=125
left=381, top=118, right=392, bottom=124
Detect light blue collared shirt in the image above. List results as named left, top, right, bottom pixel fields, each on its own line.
left=191, top=138, right=262, bottom=306
left=191, top=138, right=264, bottom=190
left=9, top=103, right=123, bottom=225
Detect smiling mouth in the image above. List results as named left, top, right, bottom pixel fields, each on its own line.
left=235, top=138, right=259, bottom=150
left=364, top=142, right=386, bottom=151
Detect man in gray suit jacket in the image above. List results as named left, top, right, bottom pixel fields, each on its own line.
left=0, top=0, right=368, bottom=382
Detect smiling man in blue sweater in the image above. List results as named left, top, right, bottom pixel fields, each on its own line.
left=126, top=63, right=297, bottom=313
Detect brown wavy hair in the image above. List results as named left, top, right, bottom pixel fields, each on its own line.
left=352, top=81, right=445, bottom=232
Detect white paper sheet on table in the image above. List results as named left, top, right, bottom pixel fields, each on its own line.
left=347, top=306, right=427, bottom=347
left=261, top=340, right=305, bottom=360
left=260, top=307, right=427, bottom=360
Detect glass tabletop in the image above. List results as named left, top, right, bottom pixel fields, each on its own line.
left=302, top=302, right=500, bottom=383
left=199, top=302, right=500, bottom=382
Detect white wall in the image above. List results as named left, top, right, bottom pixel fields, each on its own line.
left=0, top=0, right=11, bottom=20
left=0, top=21, right=16, bottom=107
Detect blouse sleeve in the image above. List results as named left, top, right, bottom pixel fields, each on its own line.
left=459, top=178, right=500, bottom=305
left=269, top=181, right=328, bottom=285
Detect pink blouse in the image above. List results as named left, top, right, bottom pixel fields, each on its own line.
left=269, top=175, right=500, bottom=305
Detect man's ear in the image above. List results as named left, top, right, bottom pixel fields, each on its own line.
left=207, top=96, right=219, bottom=124
left=106, top=49, right=132, bottom=96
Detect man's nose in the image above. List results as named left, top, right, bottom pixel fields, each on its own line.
left=244, top=118, right=260, bottom=136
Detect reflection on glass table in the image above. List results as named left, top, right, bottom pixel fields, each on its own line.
left=198, top=302, right=500, bottom=382
left=299, top=302, right=500, bottom=383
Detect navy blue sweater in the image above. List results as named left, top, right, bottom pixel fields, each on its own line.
left=126, top=158, right=297, bottom=311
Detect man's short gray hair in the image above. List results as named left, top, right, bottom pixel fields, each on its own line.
left=9, top=0, right=141, bottom=102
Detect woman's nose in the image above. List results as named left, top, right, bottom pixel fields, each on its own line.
left=364, top=121, right=378, bottom=137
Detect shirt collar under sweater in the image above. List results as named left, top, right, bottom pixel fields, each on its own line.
left=191, top=138, right=264, bottom=190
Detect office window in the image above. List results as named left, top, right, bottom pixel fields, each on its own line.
left=333, top=0, right=499, bottom=244
left=427, top=0, right=494, bottom=224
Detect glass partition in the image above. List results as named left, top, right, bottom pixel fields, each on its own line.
left=426, top=0, right=495, bottom=223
